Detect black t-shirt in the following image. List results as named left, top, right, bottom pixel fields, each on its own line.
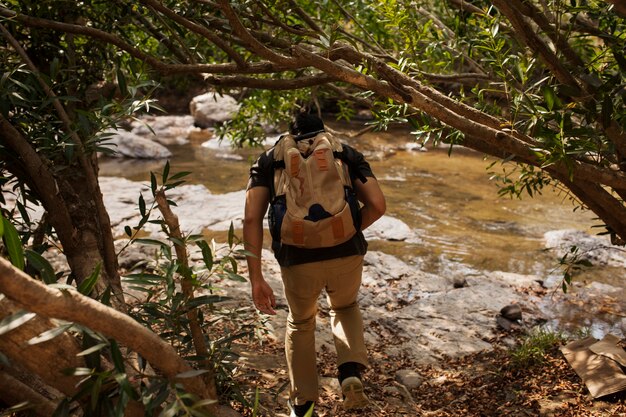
left=247, top=142, right=376, bottom=267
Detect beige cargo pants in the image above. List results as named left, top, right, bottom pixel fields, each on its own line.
left=280, top=254, right=368, bottom=405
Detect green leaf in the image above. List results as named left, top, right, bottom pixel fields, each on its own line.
left=138, top=194, right=146, bottom=217
left=64, top=367, right=95, bottom=376
left=25, top=250, right=57, bottom=284
left=576, top=259, right=593, bottom=267
left=122, top=273, right=165, bottom=283
left=28, top=323, right=73, bottom=345
left=162, top=161, right=170, bottom=184
left=197, top=240, right=213, bottom=271
left=168, top=171, right=191, bottom=181
left=225, top=271, right=247, bottom=282
left=176, top=369, right=209, bottom=378
left=117, top=68, right=127, bottom=96
left=229, top=257, right=238, bottom=274
left=150, top=172, right=157, bottom=195
left=78, top=263, right=101, bottom=295
left=134, top=238, right=167, bottom=247
left=1, top=215, right=24, bottom=270
left=186, top=294, right=230, bottom=308
left=543, top=87, right=556, bottom=111
left=235, top=249, right=256, bottom=258
left=0, top=310, right=36, bottom=336
left=76, top=342, right=108, bottom=357
left=164, top=180, right=186, bottom=190
left=91, top=374, right=103, bottom=411
left=110, top=340, right=125, bottom=373
left=114, top=373, right=139, bottom=400
left=124, top=225, right=132, bottom=237
left=52, top=399, right=71, bottom=417
left=228, top=222, right=235, bottom=248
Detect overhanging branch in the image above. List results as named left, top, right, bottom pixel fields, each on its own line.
left=205, top=73, right=337, bottom=89
left=0, top=257, right=214, bottom=403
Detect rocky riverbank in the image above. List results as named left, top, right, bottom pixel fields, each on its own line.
left=93, top=174, right=625, bottom=363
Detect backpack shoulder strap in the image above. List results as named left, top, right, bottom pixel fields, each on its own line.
left=272, top=134, right=299, bottom=198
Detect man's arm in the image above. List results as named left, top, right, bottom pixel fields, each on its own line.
left=355, top=177, right=386, bottom=230
left=243, top=186, right=276, bottom=315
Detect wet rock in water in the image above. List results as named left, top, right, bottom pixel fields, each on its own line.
left=130, top=115, right=194, bottom=146
left=190, top=92, right=240, bottom=128
left=405, top=142, right=428, bottom=152
left=100, top=129, right=172, bottom=159
left=187, top=127, right=214, bottom=142
left=544, top=229, right=626, bottom=268
left=363, top=215, right=419, bottom=243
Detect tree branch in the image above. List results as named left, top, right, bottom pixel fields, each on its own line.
left=491, top=0, right=585, bottom=96
left=329, top=0, right=389, bottom=56
left=513, top=0, right=585, bottom=68
left=332, top=44, right=626, bottom=191
left=129, top=5, right=194, bottom=64
left=0, top=257, right=214, bottom=403
left=551, top=173, right=626, bottom=243
left=0, top=370, right=59, bottom=417
left=447, top=0, right=486, bottom=15
left=287, top=0, right=326, bottom=35
left=252, top=0, right=318, bottom=37
left=0, top=7, right=293, bottom=75
left=0, top=297, right=86, bottom=398
left=216, top=0, right=296, bottom=66
left=139, top=0, right=247, bottom=68
left=154, top=190, right=218, bottom=405
left=325, top=83, right=374, bottom=108
left=205, top=73, right=337, bottom=89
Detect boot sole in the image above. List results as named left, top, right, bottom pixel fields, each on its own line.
left=341, top=377, right=369, bottom=410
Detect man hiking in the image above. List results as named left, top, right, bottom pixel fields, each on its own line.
left=243, top=111, right=386, bottom=416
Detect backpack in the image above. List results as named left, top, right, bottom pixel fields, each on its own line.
left=269, top=131, right=361, bottom=249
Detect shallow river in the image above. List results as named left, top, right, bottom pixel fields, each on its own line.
left=100, top=122, right=625, bottom=336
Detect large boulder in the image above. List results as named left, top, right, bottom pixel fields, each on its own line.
left=544, top=229, right=626, bottom=268
left=99, top=177, right=245, bottom=237
left=189, top=92, right=240, bottom=128
left=130, top=115, right=195, bottom=146
left=100, top=129, right=172, bottom=159
left=363, top=215, right=420, bottom=243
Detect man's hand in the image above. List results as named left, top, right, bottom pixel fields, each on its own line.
left=251, top=277, right=276, bottom=315
left=243, top=186, right=276, bottom=315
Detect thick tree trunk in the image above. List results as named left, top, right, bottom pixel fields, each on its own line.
left=54, top=167, right=125, bottom=308
left=0, top=116, right=125, bottom=310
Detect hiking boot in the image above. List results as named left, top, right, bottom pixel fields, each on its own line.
left=288, top=399, right=316, bottom=417
left=340, top=376, right=369, bottom=410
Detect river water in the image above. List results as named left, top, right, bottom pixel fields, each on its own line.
left=100, top=121, right=625, bottom=337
